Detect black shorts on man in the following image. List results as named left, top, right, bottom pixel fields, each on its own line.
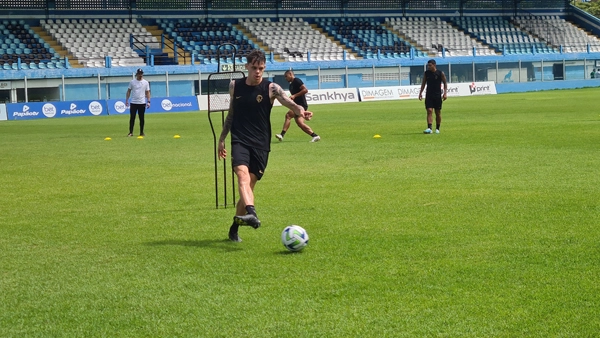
left=425, top=96, right=443, bottom=110
left=230, top=142, right=269, bottom=180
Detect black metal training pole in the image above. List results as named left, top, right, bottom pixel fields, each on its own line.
left=207, top=43, right=245, bottom=209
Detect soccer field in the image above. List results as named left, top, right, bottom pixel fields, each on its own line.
left=1, top=88, right=599, bottom=337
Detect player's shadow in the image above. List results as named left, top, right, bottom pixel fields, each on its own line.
left=145, top=239, right=243, bottom=252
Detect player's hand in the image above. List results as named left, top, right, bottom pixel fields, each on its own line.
left=125, top=101, right=129, bottom=107
left=146, top=102, right=151, bottom=108
left=442, top=93, right=447, bottom=101
left=418, top=94, right=423, bottom=101
left=218, top=141, right=227, bottom=160
left=303, top=111, right=313, bottom=121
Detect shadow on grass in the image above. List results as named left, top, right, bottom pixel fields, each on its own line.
left=145, top=239, right=243, bottom=252
left=275, top=250, right=306, bottom=255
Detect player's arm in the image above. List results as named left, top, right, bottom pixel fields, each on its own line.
left=270, top=83, right=310, bottom=118
left=441, top=72, right=448, bottom=101
left=290, top=84, right=308, bottom=100
left=125, top=88, right=131, bottom=106
left=218, top=80, right=235, bottom=159
left=418, top=74, right=427, bottom=101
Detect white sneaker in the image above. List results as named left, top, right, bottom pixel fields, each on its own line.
left=435, top=129, right=440, bottom=134
left=311, top=135, right=321, bottom=142
left=275, top=134, right=283, bottom=142
left=423, top=128, right=432, bottom=134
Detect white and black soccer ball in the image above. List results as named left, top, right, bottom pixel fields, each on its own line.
left=281, top=225, right=309, bottom=252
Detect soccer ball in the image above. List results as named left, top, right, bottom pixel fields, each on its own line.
left=281, top=225, right=309, bottom=252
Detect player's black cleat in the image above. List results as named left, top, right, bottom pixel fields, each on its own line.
left=233, top=214, right=261, bottom=229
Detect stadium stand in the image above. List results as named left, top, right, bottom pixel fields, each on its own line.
left=3, top=14, right=600, bottom=70
left=450, top=16, right=558, bottom=55
left=241, top=17, right=352, bottom=62
left=0, top=20, right=66, bottom=69
left=316, top=17, right=416, bottom=60
left=513, top=15, right=600, bottom=53
left=0, top=0, right=598, bottom=71
left=157, top=18, right=257, bottom=65
left=40, top=18, right=149, bottom=68
left=386, top=17, right=495, bottom=57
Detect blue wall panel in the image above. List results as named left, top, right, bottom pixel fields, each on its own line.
left=64, top=84, right=101, bottom=101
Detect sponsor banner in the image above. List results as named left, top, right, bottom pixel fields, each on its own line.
left=199, top=88, right=358, bottom=111
left=0, top=104, right=7, bottom=121
left=462, top=81, right=497, bottom=96
left=6, top=100, right=107, bottom=120
left=273, top=88, right=359, bottom=107
left=360, top=86, right=420, bottom=101
left=304, top=88, right=359, bottom=105
left=0, top=81, right=11, bottom=90
left=358, top=81, right=497, bottom=101
left=107, top=96, right=199, bottom=115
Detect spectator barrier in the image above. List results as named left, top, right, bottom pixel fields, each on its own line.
left=6, top=100, right=107, bottom=120
left=106, top=96, right=199, bottom=115
left=358, top=81, right=497, bottom=101
left=1, top=83, right=496, bottom=121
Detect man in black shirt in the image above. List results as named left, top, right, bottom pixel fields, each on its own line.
left=218, top=50, right=313, bottom=242
left=418, top=59, right=448, bottom=134
left=275, top=70, right=320, bottom=142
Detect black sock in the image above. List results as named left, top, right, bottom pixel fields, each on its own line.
left=311, top=133, right=318, bottom=137
left=436, top=125, right=440, bottom=130
left=281, top=131, right=286, bottom=136
left=245, top=205, right=257, bottom=217
left=229, top=220, right=238, bottom=233
left=428, top=123, right=432, bottom=129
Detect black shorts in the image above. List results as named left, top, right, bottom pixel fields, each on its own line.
left=425, top=95, right=443, bottom=110
left=231, top=143, right=269, bottom=180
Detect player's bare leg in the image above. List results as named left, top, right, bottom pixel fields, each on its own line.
left=229, top=166, right=260, bottom=242
left=276, top=111, right=294, bottom=141
left=294, top=115, right=320, bottom=142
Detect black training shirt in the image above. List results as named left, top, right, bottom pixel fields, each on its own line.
left=289, top=77, right=308, bottom=108
left=231, top=78, right=274, bottom=151
left=424, top=69, right=444, bottom=97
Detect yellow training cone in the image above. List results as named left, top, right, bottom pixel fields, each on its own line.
left=373, top=134, right=381, bottom=138
left=174, top=135, right=181, bottom=139
left=137, top=136, right=144, bottom=139
left=104, top=137, right=112, bottom=141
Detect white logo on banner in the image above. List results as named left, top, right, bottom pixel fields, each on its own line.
left=89, top=101, right=103, bottom=115
left=161, top=99, right=173, bottom=111
left=43, top=103, right=57, bottom=117
left=114, top=101, right=127, bottom=114
left=61, top=103, right=85, bottom=115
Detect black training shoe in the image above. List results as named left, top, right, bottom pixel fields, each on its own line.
left=233, top=214, right=261, bottom=229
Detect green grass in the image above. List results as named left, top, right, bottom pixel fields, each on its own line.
left=1, top=88, right=599, bottom=337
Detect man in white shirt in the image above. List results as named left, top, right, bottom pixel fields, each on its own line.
left=125, top=68, right=151, bottom=137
